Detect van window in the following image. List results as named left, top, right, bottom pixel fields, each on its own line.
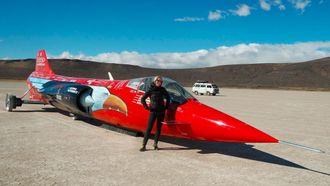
left=195, top=84, right=200, bottom=87
left=207, top=85, right=211, bottom=88
left=201, top=85, right=206, bottom=88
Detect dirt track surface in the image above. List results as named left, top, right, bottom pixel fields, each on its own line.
left=0, top=81, right=329, bottom=186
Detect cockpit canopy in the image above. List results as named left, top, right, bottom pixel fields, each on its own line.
left=127, top=77, right=196, bottom=104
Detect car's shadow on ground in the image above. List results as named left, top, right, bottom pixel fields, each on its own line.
left=23, top=107, right=330, bottom=177
left=11, top=107, right=59, bottom=112
left=159, top=136, right=329, bottom=176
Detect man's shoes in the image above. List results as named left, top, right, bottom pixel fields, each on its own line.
left=153, top=145, right=159, bottom=150
left=139, top=146, right=146, bottom=152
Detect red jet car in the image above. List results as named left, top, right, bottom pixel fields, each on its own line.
left=5, top=50, right=279, bottom=143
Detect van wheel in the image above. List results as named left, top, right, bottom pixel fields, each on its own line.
left=212, top=93, right=216, bottom=96
left=194, top=91, right=199, bottom=95
left=206, top=91, right=211, bottom=96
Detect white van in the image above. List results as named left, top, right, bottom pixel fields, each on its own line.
left=192, top=81, right=219, bottom=96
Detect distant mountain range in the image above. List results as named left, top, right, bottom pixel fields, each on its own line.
left=1, top=57, right=330, bottom=90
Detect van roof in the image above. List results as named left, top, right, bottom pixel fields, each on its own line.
left=196, top=80, right=209, bottom=83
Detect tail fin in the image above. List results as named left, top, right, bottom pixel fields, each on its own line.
left=35, top=50, right=55, bottom=76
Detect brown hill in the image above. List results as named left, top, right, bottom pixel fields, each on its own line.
left=1, top=57, right=330, bottom=90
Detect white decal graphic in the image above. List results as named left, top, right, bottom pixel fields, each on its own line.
left=67, top=87, right=78, bottom=94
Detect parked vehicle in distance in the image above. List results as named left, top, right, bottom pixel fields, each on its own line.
left=192, top=80, right=219, bottom=96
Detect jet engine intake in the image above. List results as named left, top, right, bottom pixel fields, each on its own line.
left=40, top=81, right=95, bottom=114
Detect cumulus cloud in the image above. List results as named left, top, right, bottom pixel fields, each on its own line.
left=260, top=0, right=271, bottom=11
left=208, top=10, right=224, bottom=21
left=174, top=0, right=317, bottom=24
left=260, top=0, right=286, bottom=11
left=58, top=51, right=73, bottom=58
left=289, top=0, right=311, bottom=12
left=50, top=42, right=330, bottom=69
left=230, top=4, right=252, bottom=16
left=174, top=17, right=204, bottom=22
left=275, top=0, right=286, bottom=10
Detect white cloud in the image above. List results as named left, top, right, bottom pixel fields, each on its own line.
left=289, top=0, right=311, bottom=12
left=260, top=0, right=271, bottom=11
left=51, top=42, right=330, bottom=69
left=174, top=17, right=204, bottom=22
left=58, top=51, right=73, bottom=58
left=230, top=4, right=252, bottom=16
left=274, top=0, right=286, bottom=10
left=174, top=0, right=315, bottom=24
left=278, top=4, right=286, bottom=10
left=208, top=10, right=223, bottom=21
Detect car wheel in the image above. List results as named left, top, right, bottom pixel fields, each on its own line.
left=5, top=94, right=15, bottom=112
left=69, top=113, right=79, bottom=120
left=194, top=91, right=199, bottom=95
left=206, top=91, right=211, bottom=96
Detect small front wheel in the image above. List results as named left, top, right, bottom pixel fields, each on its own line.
left=5, top=94, right=15, bottom=112
left=69, top=113, right=79, bottom=120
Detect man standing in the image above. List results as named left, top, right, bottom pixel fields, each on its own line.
left=140, top=76, right=170, bottom=151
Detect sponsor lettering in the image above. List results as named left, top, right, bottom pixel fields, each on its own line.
left=56, top=94, right=62, bottom=100
left=36, top=57, right=46, bottom=66
left=67, top=87, right=78, bottom=94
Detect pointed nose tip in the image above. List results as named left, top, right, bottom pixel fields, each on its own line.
left=206, top=117, right=278, bottom=143
left=192, top=106, right=278, bottom=143
left=230, top=120, right=278, bottom=143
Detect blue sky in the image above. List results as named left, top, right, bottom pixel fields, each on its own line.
left=0, top=0, right=330, bottom=68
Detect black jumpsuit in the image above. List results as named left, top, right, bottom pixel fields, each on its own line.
left=141, top=83, right=170, bottom=147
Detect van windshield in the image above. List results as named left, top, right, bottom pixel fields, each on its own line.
left=130, top=77, right=195, bottom=104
